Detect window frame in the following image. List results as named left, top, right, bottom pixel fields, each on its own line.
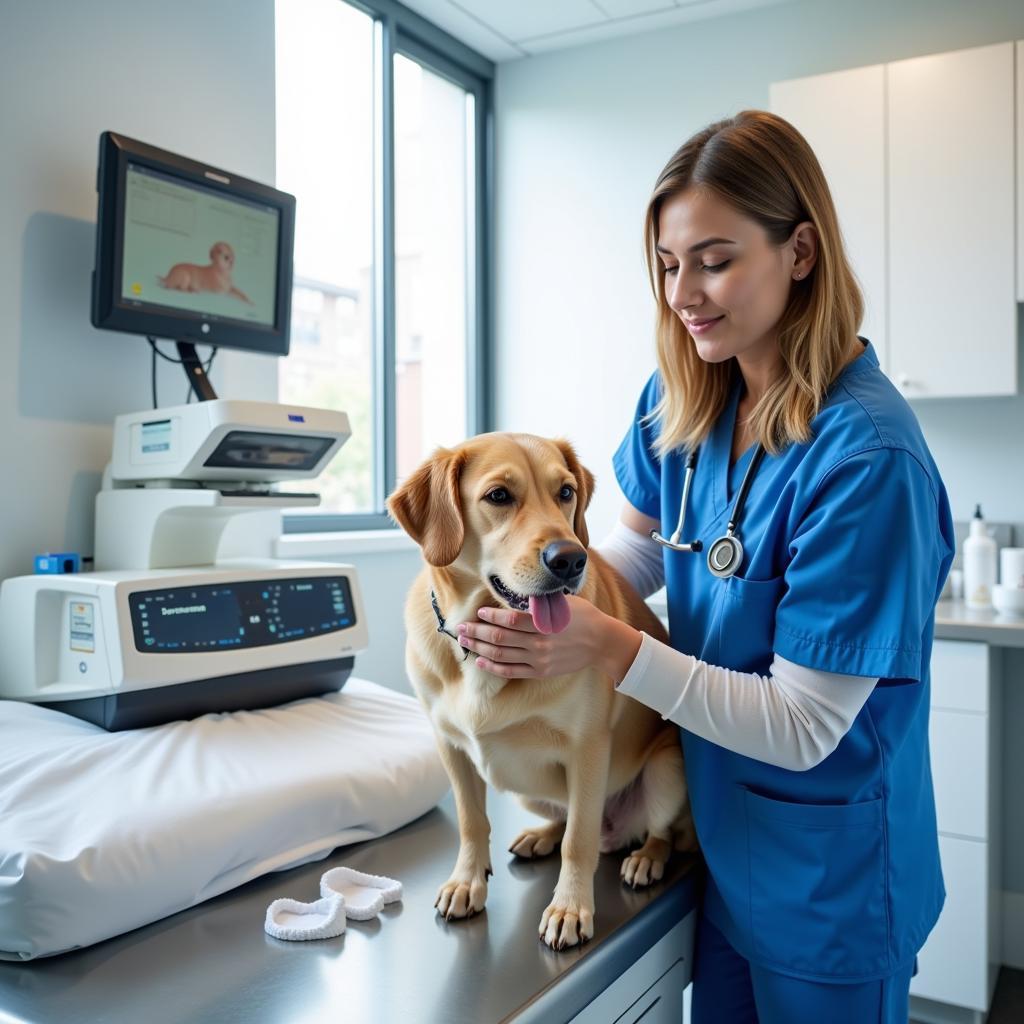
left=281, top=0, right=494, bottom=533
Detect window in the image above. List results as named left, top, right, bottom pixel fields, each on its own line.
left=274, top=0, right=492, bottom=529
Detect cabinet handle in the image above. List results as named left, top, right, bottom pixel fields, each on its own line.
left=898, top=373, right=912, bottom=389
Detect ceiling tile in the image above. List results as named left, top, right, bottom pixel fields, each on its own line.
left=398, top=0, right=796, bottom=63
left=593, top=0, right=678, bottom=17
left=397, top=0, right=525, bottom=61
left=450, top=0, right=607, bottom=43
left=518, top=0, right=792, bottom=54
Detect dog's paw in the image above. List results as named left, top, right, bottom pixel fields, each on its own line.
left=619, top=850, right=666, bottom=888
left=538, top=899, right=594, bottom=950
left=508, top=822, right=563, bottom=859
left=435, top=872, right=489, bottom=920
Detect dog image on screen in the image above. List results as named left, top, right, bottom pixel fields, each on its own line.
left=158, top=241, right=252, bottom=304
left=387, top=433, right=697, bottom=951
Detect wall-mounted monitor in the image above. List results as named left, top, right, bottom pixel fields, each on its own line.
left=91, top=132, right=296, bottom=357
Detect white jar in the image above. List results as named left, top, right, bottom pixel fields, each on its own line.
left=1000, top=547, right=1024, bottom=590
left=963, top=505, right=997, bottom=609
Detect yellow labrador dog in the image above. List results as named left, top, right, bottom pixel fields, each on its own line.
left=387, top=432, right=695, bottom=950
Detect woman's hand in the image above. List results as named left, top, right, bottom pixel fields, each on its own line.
left=457, top=596, right=643, bottom=682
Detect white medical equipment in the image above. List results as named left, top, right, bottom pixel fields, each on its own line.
left=650, top=443, right=767, bottom=579
left=0, top=399, right=370, bottom=729
left=95, top=399, right=350, bottom=571
left=0, top=564, right=368, bottom=730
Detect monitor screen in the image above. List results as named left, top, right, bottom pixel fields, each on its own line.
left=92, top=133, right=296, bottom=356
left=121, top=164, right=280, bottom=328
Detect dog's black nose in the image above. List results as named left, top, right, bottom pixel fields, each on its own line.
left=542, top=541, right=587, bottom=582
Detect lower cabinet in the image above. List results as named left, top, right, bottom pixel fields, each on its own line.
left=571, top=911, right=695, bottom=1024
left=910, top=640, right=1002, bottom=1023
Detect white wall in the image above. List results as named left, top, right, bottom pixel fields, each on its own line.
left=0, top=0, right=279, bottom=584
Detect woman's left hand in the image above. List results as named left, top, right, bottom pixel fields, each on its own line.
left=457, top=596, right=638, bottom=680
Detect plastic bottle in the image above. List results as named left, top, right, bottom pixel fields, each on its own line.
left=963, top=504, right=997, bottom=609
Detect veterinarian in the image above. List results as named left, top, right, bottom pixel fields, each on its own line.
left=456, top=110, right=954, bottom=1024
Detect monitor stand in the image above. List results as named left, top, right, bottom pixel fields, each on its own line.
left=176, top=341, right=218, bottom=401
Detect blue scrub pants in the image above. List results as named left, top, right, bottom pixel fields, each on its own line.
left=691, top=914, right=915, bottom=1024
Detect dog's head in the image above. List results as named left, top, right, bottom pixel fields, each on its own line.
left=210, top=242, right=235, bottom=270
left=386, top=433, right=595, bottom=633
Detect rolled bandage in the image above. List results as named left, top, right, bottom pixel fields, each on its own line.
left=320, top=866, right=403, bottom=921
left=264, top=894, right=347, bottom=941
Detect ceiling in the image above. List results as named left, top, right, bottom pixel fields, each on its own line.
left=398, top=0, right=797, bottom=62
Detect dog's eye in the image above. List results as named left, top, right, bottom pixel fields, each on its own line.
left=559, top=485, right=575, bottom=502
left=485, top=488, right=511, bottom=505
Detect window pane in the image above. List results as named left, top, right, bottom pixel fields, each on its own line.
left=275, top=0, right=374, bottom=513
left=394, top=54, right=472, bottom=484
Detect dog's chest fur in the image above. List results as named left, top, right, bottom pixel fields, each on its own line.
left=424, top=660, right=594, bottom=799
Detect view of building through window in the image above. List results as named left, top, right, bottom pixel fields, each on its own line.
left=275, top=0, right=375, bottom=513
left=275, top=0, right=474, bottom=518
left=394, top=53, right=471, bottom=485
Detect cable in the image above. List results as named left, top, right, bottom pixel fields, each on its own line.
left=146, top=336, right=218, bottom=407
left=150, top=338, right=158, bottom=408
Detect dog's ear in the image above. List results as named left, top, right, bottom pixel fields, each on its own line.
left=553, top=439, right=595, bottom=549
left=386, top=447, right=467, bottom=566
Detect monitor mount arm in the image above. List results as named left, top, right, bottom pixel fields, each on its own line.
left=176, top=341, right=218, bottom=402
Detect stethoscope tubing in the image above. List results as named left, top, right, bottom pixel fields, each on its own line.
left=650, top=442, right=767, bottom=579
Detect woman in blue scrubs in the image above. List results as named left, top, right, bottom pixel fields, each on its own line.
left=456, top=110, right=954, bottom=1022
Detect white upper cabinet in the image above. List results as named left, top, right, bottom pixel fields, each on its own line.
left=770, top=65, right=888, bottom=373
left=888, top=41, right=1016, bottom=398
left=771, top=40, right=1019, bottom=399
left=1018, top=41, right=1024, bottom=303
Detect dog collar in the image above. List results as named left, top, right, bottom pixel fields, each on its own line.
left=430, top=590, right=471, bottom=660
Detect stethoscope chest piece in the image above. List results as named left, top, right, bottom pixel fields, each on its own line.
left=707, top=534, right=744, bottom=579
left=651, top=440, right=767, bottom=581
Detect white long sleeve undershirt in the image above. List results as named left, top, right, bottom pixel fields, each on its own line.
left=616, top=635, right=878, bottom=772
left=595, top=521, right=878, bottom=770
left=594, top=519, right=666, bottom=599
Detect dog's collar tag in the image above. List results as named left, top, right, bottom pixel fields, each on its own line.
left=430, top=589, right=471, bottom=660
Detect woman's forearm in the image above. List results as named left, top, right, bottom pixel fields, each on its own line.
left=590, top=612, right=645, bottom=685
left=612, top=632, right=878, bottom=771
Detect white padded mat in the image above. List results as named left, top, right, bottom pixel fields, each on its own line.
left=0, top=678, right=447, bottom=960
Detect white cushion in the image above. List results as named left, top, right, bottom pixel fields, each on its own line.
left=0, top=678, right=447, bottom=960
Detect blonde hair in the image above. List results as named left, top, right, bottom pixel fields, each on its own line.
left=642, top=110, right=864, bottom=458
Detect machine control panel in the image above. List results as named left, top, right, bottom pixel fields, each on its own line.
left=130, top=576, right=356, bottom=653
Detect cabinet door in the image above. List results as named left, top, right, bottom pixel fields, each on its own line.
left=888, top=41, right=1016, bottom=398
left=571, top=913, right=694, bottom=1023
left=929, top=709, right=989, bottom=840
left=930, top=639, right=990, bottom=713
left=910, top=835, right=989, bottom=1011
left=1018, top=41, right=1024, bottom=303
left=770, top=65, right=887, bottom=372
left=613, top=960, right=688, bottom=1024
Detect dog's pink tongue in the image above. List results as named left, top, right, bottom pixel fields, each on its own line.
left=528, top=592, right=571, bottom=635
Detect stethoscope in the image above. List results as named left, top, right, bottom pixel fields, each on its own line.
left=650, top=443, right=767, bottom=579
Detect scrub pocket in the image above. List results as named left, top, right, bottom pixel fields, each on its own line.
left=712, top=573, right=786, bottom=673
left=743, top=787, right=891, bottom=979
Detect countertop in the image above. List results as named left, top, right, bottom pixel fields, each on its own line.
left=0, top=788, right=701, bottom=1024
left=933, top=598, right=1024, bottom=648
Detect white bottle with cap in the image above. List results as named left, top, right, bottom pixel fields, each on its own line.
left=963, top=504, right=997, bottom=609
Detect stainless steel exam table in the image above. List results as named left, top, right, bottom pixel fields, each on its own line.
left=0, top=788, right=701, bottom=1023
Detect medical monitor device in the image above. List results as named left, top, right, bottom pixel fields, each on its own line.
left=0, top=564, right=369, bottom=730
left=91, top=132, right=296, bottom=399
left=109, top=400, right=351, bottom=486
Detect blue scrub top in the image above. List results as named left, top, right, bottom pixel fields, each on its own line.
left=613, top=339, right=955, bottom=984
